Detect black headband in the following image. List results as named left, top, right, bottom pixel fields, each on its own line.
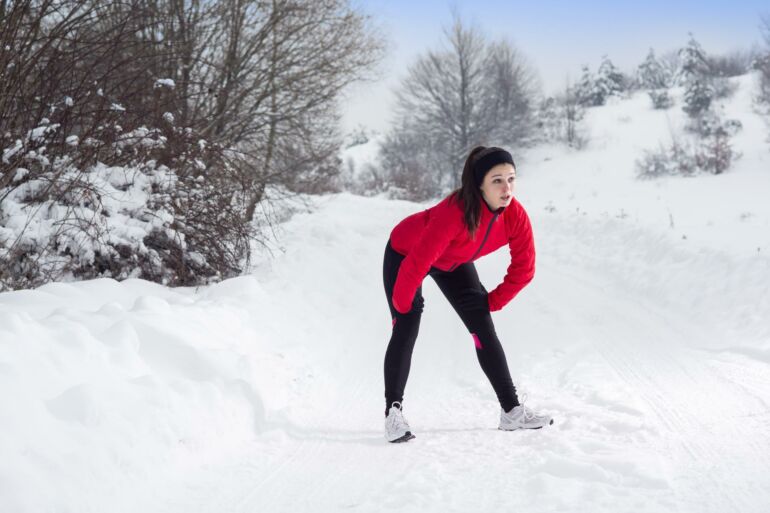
left=473, top=149, right=515, bottom=187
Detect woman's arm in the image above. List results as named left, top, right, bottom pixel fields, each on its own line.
left=392, top=200, right=462, bottom=314
left=487, top=202, right=536, bottom=312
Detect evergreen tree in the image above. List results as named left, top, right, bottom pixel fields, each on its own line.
left=576, top=65, right=602, bottom=106
left=637, top=48, right=669, bottom=89
left=677, top=35, right=713, bottom=118
left=682, top=79, right=713, bottom=117
left=677, top=35, right=711, bottom=83
left=595, top=55, right=625, bottom=99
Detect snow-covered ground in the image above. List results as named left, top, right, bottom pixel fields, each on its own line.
left=2, top=74, right=769, bottom=512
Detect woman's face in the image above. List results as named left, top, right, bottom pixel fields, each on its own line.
left=479, top=163, right=516, bottom=210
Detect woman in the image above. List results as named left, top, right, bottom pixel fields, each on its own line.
left=382, top=145, right=553, bottom=443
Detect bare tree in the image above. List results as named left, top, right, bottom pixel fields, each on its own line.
left=383, top=13, right=538, bottom=195
left=563, top=80, right=587, bottom=149
left=91, top=0, right=385, bottom=214
left=707, top=48, right=758, bottom=77
left=1, top=0, right=386, bottom=290
left=481, top=40, right=539, bottom=147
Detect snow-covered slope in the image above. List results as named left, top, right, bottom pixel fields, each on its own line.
left=1, top=74, right=769, bottom=513
left=520, top=73, right=769, bottom=257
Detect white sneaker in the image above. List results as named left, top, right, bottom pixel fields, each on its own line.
left=499, top=401, right=554, bottom=431
left=384, top=401, right=415, bottom=443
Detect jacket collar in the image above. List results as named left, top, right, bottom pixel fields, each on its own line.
left=481, top=197, right=506, bottom=218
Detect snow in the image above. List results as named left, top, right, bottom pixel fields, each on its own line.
left=0, top=161, right=180, bottom=280
left=12, top=167, right=28, bottom=182
left=519, top=73, right=770, bottom=257
left=2, top=139, right=22, bottom=163
left=1, top=73, right=770, bottom=512
left=341, top=136, right=381, bottom=169
left=155, top=78, right=176, bottom=89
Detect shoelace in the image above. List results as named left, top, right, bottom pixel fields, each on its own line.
left=518, top=392, right=535, bottom=420
left=508, top=393, right=541, bottom=422
left=520, top=406, right=536, bottom=421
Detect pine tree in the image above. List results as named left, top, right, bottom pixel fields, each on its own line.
left=677, top=35, right=711, bottom=83
left=682, top=79, right=713, bottom=117
left=677, top=35, right=713, bottom=118
left=595, top=55, right=625, bottom=100
left=575, top=65, right=602, bottom=106
left=637, top=48, right=668, bottom=89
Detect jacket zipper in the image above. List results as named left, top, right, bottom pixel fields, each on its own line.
left=448, top=212, right=500, bottom=271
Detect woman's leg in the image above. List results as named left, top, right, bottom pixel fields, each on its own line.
left=383, top=240, right=425, bottom=416
left=430, top=264, right=520, bottom=412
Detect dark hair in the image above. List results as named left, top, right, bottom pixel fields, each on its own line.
left=450, top=145, right=515, bottom=238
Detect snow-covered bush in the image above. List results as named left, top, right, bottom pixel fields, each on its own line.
left=375, top=124, right=445, bottom=201
left=636, top=129, right=737, bottom=179
left=536, top=90, right=587, bottom=149
left=688, top=110, right=742, bottom=138
left=695, top=132, right=734, bottom=175
left=711, top=76, right=738, bottom=99
left=648, top=89, right=673, bottom=110
left=576, top=56, right=628, bottom=107
left=1, top=122, right=251, bottom=290
left=638, top=66, right=741, bottom=180
left=339, top=158, right=388, bottom=197
left=636, top=140, right=697, bottom=179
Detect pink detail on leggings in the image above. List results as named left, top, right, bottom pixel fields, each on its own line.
left=392, top=317, right=397, bottom=328
left=472, top=333, right=483, bottom=349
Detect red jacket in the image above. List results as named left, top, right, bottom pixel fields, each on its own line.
left=389, top=194, right=535, bottom=314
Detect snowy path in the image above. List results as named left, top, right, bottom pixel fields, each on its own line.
left=148, top=196, right=770, bottom=512
left=2, top=194, right=769, bottom=512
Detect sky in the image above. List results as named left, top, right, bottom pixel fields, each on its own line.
left=341, top=0, right=770, bottom=134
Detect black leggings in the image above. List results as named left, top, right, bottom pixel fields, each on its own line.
left=383, top=239, right=520, bottom=415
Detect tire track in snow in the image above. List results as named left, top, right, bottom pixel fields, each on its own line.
left=542, top=262, right=770, bottom=513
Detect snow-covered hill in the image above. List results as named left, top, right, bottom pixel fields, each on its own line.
left=1, top=73, right=769, bottom=512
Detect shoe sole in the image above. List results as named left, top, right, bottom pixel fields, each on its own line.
left=499, top=419, right=554, bottom=431
left=388, top=431, right=416, bottom=443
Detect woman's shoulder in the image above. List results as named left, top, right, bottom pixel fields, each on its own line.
left=431, top=191, right=464, bottom=215
left=502, top=197, right=531, bottom=231
left=420, top=193, right=465, bottom=233
left=505, top=196, right=528, bottom=216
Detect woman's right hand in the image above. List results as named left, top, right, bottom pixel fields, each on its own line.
left=393, top=292, right=424, bottom=315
